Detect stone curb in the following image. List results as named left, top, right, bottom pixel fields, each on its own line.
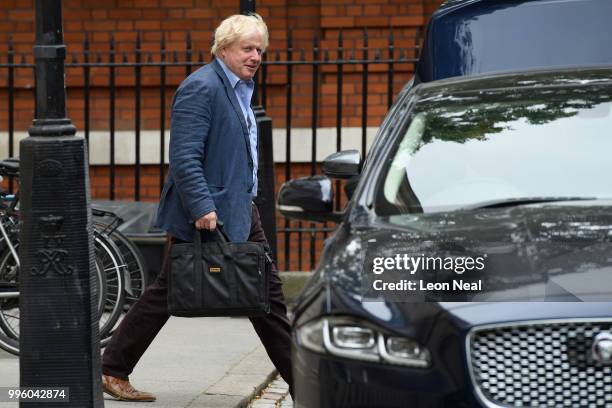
left=185, top=343, right=278, bottom=408
left=247, top=375, right=292, bottom=408
left=234, top=369, right=279, bottom=408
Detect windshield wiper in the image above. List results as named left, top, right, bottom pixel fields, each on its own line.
left=462, top=196, right=598, bottom=210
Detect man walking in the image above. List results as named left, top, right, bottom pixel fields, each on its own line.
left=101, top=14, right=293, bottom=402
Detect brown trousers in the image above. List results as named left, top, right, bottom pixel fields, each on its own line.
left=102, top=204, right=293, bottom=392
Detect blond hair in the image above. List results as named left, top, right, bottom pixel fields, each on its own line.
left=211, top=13, right=269, bottom=56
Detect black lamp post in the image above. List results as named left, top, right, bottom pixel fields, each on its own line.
left=240, top=0, right=256, bottom=14
left=20, top=1, right=102, bottom=406
left=241, top=0, right=278, bottom=260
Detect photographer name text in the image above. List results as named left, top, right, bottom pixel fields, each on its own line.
left=373, top=279, right=482, bottom=291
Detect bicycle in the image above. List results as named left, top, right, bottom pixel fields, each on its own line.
left=0, top=211, right=127, bottom=355
left=0, top=159, right=140, bottom=355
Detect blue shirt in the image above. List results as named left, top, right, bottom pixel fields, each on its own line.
left=217, top=58, right=258, bottom=197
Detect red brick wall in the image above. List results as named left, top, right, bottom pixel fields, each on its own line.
left=0, top=0, right=443, bottom=131
left=1, top=0, right=445, bottom=270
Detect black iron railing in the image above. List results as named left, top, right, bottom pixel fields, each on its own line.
left=0, top=28, right=420, bottom=270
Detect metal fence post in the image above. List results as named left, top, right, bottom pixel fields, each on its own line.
left=19, top=1, right=102, bottom=406
left=7, top=36, right=15, bottom=192
left=241, top=0, right=278, bottom=261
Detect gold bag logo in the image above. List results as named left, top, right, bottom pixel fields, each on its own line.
left=209, top=266, right=221, bottom=273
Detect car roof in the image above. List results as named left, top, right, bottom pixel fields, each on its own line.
left=436, top=0, right=481, bottom=12
left=415, top=0, right=612, bottom=84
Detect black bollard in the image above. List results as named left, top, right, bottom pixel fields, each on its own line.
left=19, top=1, right=102, bottom=407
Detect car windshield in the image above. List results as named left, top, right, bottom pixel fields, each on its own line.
left=375, top=78, right=612, bottom=216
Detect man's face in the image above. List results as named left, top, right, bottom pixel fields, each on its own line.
left=220, top=32, right=264, bottom=81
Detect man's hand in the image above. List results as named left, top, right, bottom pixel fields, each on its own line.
left=195, top=211, right=217, bottom=230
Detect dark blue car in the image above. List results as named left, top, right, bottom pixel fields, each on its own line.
left=278, top=1, right=612, bottom=406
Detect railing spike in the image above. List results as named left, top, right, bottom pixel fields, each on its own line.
left=414, top=26, right=422, bottom=58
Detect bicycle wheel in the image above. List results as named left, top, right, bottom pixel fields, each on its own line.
left=0, top=244, right=19, bottom=342
left=94, top=231, right=126, bottom=339
left=0, top=262, right=19, bottom=356
left=0, top=234, right=126, bottom=352
left=94, top=255, right=106, bottom=321
left=0, top=327, right=18, bottom=355
left=98, top=233, right=150, bottom=346
left=95, top=224, right=148, bottom=304
left=0, top=238, right=18, bottom=355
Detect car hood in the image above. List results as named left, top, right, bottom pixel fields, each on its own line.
left=438, top=301, right=612, bottom=325
left=310, top=203, right=612, bottom=338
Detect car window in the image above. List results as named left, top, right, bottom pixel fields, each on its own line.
left=375, top=83, right=612, bottom=216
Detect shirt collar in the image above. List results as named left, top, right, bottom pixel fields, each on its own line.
left=216, top=58, right=254, bottom=89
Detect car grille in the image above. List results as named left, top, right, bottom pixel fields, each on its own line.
left=468, top=320, right=612, bottom=407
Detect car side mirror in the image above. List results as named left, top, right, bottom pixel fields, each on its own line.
left=277, top=175, right=343, bottom=223
left=322, top=150, right=361, bottom=179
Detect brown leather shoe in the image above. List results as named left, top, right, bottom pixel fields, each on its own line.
left=102, top=374, right=156, bottom=402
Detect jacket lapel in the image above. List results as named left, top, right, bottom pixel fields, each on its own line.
left=211, top=59, right=253, bottom=165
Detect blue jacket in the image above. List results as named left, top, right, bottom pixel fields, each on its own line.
left=155, top=59, right=255, bottom=242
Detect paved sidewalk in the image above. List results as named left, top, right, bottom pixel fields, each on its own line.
left=0, top=316, right=276, bottom=407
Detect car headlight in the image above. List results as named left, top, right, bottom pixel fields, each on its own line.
left=296, top=316, right=431, bottom=368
